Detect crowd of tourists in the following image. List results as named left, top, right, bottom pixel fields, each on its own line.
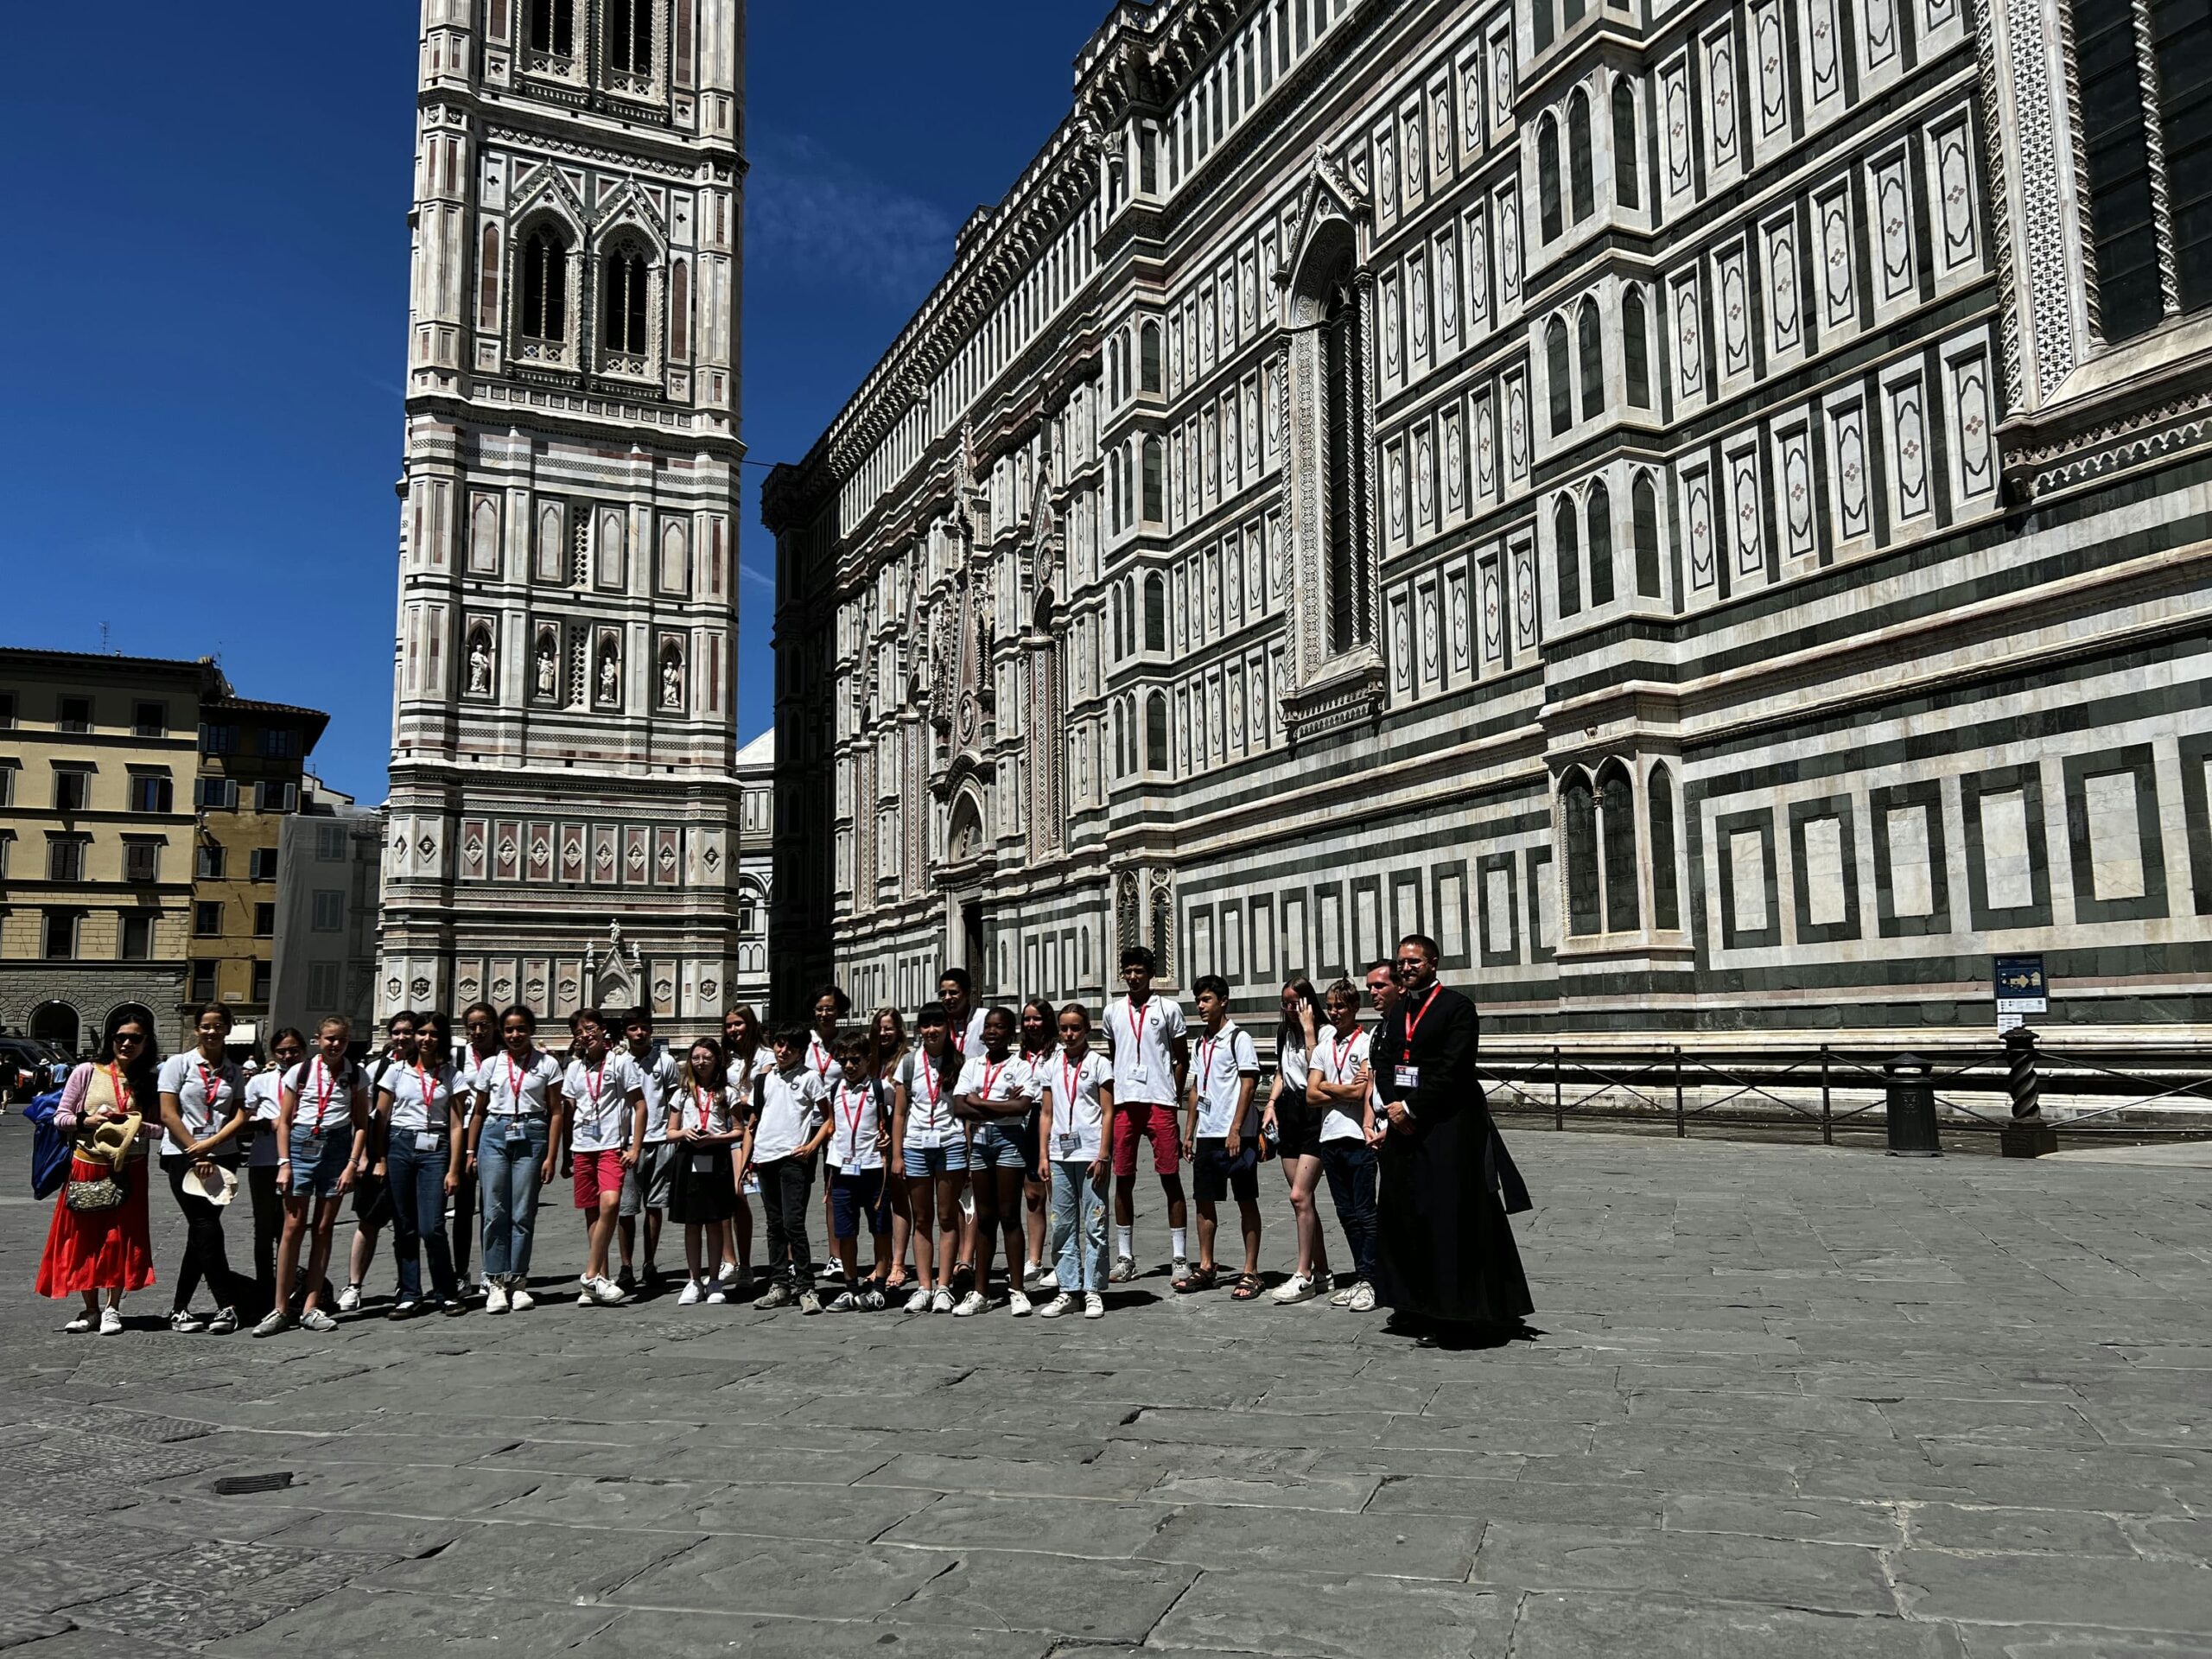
left=34, top=935, right=1534, bottom=1348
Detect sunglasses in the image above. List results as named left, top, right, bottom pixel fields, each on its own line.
left=113, top=1032, right=147, bottom=1043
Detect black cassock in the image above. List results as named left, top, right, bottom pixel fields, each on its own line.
left=1370, top=982, right=1533, bottom=1327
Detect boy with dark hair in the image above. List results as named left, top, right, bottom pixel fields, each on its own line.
left=747, top=1023, right=832, bottom=1313
left=1179, top=975, right=1263, bottom=1299
left=1106, top=944, right=1190, bottom=1283
left=616, top=1007, right=680, bottom=1294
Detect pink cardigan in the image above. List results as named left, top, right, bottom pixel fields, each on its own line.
left=53, top=1061, right=150, bottom=1133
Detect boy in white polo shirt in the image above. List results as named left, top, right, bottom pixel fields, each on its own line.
left=747, top=1023, right=833, bottom=1313
left=1105, top=945, right=1189, bottom=1285
left=561, top=1008, right=646, bottom=1307
left=616, top=1007, right=682, bottom=1295
left=1179, top=975, right=1263, bottom=1300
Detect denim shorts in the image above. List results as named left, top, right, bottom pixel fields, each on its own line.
left=901, top=1139, right=969, bottom=1179
left=285, top=1129, right=352, bottom=1198
left=969, top=1124, right=1031, bottom=1172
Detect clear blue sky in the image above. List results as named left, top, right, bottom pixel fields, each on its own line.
left=1, top=3, right=1105, bottom=802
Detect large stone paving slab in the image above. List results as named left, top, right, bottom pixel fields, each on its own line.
left=2, top=1128, right=2209, bottom=1654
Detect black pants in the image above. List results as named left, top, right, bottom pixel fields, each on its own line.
left=248, top=1163, right=284, bottom=1315
left=757, top=1156, right=814, bottom=1288
left=162, top=1155, right=241, bottom=1314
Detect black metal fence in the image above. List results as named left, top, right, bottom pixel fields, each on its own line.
left=1479, top=1030, right=2212, bottom=1153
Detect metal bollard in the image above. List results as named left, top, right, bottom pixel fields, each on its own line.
left=2000, top=1027, right=2058, bottom=1158
left=1885, top=1052, right=1941, bottom=1157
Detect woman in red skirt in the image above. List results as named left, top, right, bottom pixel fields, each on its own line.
left=38, top=1007, right=160, bottom=1333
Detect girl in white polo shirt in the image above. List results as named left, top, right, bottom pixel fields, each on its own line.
left=1035, top=1002, right=1115, bottom=1319
left=376, top=1030, right=465, bottom=1319
left=670, top=1036, right=745, bottom=1304
left=892, top=1003, right=966, bottom=1313
left=255, top=1016, right=371, bottom=1338
left=467, top=1005, right=565, bottom=1314
left=953, top=1007, right=1042, bottom=1317
left=1306, top=979, right=1381, bottom=1311
left=156, top=1001, right=248, bottom=1333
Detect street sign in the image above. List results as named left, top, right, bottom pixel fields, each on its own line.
left=1994, top=954, right=2048, bottom=1033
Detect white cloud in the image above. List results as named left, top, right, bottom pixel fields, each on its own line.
left=746, top=134, right=957, bottom=304
left=739, top=561, right=776, bottom=593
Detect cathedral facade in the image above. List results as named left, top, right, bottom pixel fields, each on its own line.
left=766, top=0, right=2212, bottom=1039
left=379, top=0, right=748, bottom=1026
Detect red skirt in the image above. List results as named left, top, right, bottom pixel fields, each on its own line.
left=36, top=1154, right=156, bottom=1298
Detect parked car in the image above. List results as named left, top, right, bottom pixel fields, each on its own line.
left=0, top=1039, right=71, bottom=1104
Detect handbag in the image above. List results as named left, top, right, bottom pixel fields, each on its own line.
left=64, top=1105, right=142, bottom=1213
left=23, top=1089, right=71, bottom=1200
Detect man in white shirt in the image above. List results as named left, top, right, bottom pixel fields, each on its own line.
left=562, top=1008, right=647, bottom=1306
left=1105, top=945, right=1190, bottom=1284
left=937, top=969, right=990, bottom=1057
left=1180, top=975, right=1263, bottom=1296
left=616, top=1007, right=683, bottom=1295
left=747, top=1023, right=835, bottom=1313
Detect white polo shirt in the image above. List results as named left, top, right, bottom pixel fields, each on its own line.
left=243, top=1069, right=284, bottom=1167
left=626, top=1046, right=681, bottom=1144
left=385, top=1058, right=461, bottom=1137
left=1279, top=1032, right=1311, bottom=1094
left=1108, top=994, right=1187, bottom=1106
left=827, top=1077, right=889, bottom=1172
left=1190, top=1020, right=1262, bottom=1140
left=896, top=1047, right=962, bottom=1148
left=480, top=1048, right=563, bottom=1119
left=725, top=1047, right=772, bottom=1107
left=1313, top=1025, right=1373, bottom=1143
left=563, top=1052, right=643, bottom=1154
left=1042, top=1050, right=1113, bottom=1164
left=156, top=1050, right=244, bottom=1156
left=283, top=1057, right=365, bottom=1140
left=753, top=1063, right=830, bottom=1163
left=953, top=1052, right=1041, bottom=1124
left=943, top=1007, right=989, bottom=1058
left=671, top=1078, right=737, bottom=1139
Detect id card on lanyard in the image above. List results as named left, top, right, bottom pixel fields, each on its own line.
left=503, top=1054, right=532, bottom=1148
left=689, top=1084, right=718, bottom=1174
left=1395, top=984, right=1440, bottom=1092
left=1122, top=1000, right=1149, bottom=1084
left=1056, top=1056, right=1084, bottom=1157
left=412, top=1061, right=443, bottom=1152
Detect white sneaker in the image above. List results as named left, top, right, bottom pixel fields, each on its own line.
left=1346, top=1281, right=1376, bottom=1313
left=576, top=1287, right=594, bottom=1306
left=1270, top=1273, right=1317, bottom=1305
left=1037, top=1293, right=1075, bottom=1319
left=1109, top=1255, right=1137, bottom=1282
left=1007, top=1289, right=1033, bottom=1318
left=677, top=1279, right=702, bottom=1306
left=486, top=1282, right=511, bottom=1314
left=952, top=1290, right=988, bottom=1318
left=1084, top=1293, right=1106, bottom=1319
left=798, top=1289, right=823, bottom=1315
left=62, top=1312, right=95, bottom=1334
left=590, top=1276, right=627, bottom=1306
left=168, top=1309, right=206, bottom=1333
left=509, top=1286, right=536, bottom=1312
left=1328, top=1281, right=1356, bottom=1308
left=251, top=1309, right=292, bottom=1338
left=904, top=1287, right=931, bottom=1313
left=336, top=1284, right=362, bottom=1313
left=99, top=1306, right=124, bottom=1337
left=716, top=1258, right=738, bottom=1284
left=1172, top=1255, right=1190, bottom=1287
left=930, top=1287, right=955, bottom=1314
left=705, top=1286, right=728, bottom=1305
left=300, top=1307, right=338, bottom=1332
left=1034, top=1268, right=1060, bottom=1293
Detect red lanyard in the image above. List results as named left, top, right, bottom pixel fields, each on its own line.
left=919, top=1051, right=944, bottom=1115
left=415, top=1058, right=435, bottom=1115
left=311, top=1058, right=337, bottom=1135
left=1402, top=983, right=1441, bottom=1046
left=810, top=1036, right=835, bottom=1080
left=691, top=1083, right=717, bottom=1135
left=979, top=1058, right=1006, bottom=1101
left=838, top=1084, right=871, bottom=1155
left=1196, top=1034, right=1219, bottom=1084
left=1061, top=1055, right=1081, bottom=1109
left=504, top=1052, right=529, bottom=1114
left=582, top=1058, right=606, bottom=1114
left=1122, top=997, right=1147, bottom=1057
left=1332, top=1030, right=1359, bottom=1076
left=195, top=1059, right=222, bottom=1117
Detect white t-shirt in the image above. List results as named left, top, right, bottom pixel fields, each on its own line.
left=383, top=1059, right=461, bottom=1136
left=753, top=1064, right=830, bottom=1163
left=283, top=1057, right=365, bottom=1140
left=1279, top=1033, right=1311, bottom=1094
left=1190, top=1021, right=1262, bottom=1140
left=1108, top=994, right=1187, bottom=1106
left=455, top=1046, right=501, bottom=1126
left=156, top=1051, right=245, bottom=1156
left=827, top=1077, right=889, bottom=1171
left=954, top=1052, right=1041, bottom=1129
left=564, top=1052, right=643, bottom=1154
left=671, top=1078, right=737, bottom=1139
left=479, top=1049, right=563, bottom=1118
left=625, top=1046, right=681, bottom=1144
left=244, top=1070, right=284, bottom=1167
left=896, top=1048, right=962, bottom=1148
left=943, top=1007, right=989, bottom=1058
left=803, top=1032, right=845, bottom=1092
left=1042, top=1051, right=1113, bottom=1164
left=725, top=1048, right=772, bottom=1109
left=1313, top=1026, right=1373, bottom=1143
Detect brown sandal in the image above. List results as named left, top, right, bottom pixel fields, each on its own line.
left=1174, top=1265, right=1217, bottom=1294
left=1230, top=1273, right=1263, bottom=1301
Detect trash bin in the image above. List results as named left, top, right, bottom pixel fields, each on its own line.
left=1885, top=1053, right=1941, bottom=1157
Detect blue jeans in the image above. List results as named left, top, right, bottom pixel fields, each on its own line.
left=388, top=1133, right=457, bottom=1304
left=1318, top=1136, right=1377, bottom=1283
left=1049, top=1160, right=1109, bottom=1294
left=478, top=1117, right=547, bottom=1282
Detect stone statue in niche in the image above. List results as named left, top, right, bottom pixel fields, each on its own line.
left=534, top=632, right=558, bottom=698
left=661, top=648, right=683, bottom=709
left=467, top=630, right=493, bottom=695
left=598, top=640, right=620, bottom=704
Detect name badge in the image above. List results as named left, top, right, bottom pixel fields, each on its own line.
left=505, top=1119, right=530, bottom=1148
left=414, top=1131, right=440, bottom=1153
left=1395, top=1065, right=1421, bottom=1090
left=1057, top=1133, right=1079, bottom=1156
left=1128, top=1061, right=1149, bottom=1084
left=691, top=1153, right=715, bottom=1175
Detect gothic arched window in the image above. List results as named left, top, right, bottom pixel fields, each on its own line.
left=1321, top=258, right=1372, bottom=654
left=528, top=0, right=574, bottom=56
left=1623, top=287, right=1651, bottom=407
left=1649, top=761, right=1681, bottom=929
left=1586, top=480, right=1615, bottom=607
left=1142, top=437, right=1165, bottom=522
left=607, top=0, right=652, bottom=74
left=1599, top=760, right=1638, bottom=931
left=1143, top=572, right=1166, bottom=652
left=479, top=225, right=502, bottom=328
left=1632, top=470, right=1662, bottom=598
left=520, top=227, right=568, bottom=342
left=1562, top=772, right=1599, bottom=937
left=1612, top=79, right=1641, bottom=211
left=1140, top=321, right=1162, bottom=392
left=1554, top=495, right=1581, bottom=618
left=669, top=261, right=690, bottom=359
left=1146, top=691, right=1169, bottom=772
left=601, top=241, right=649, bottom=354
left=1578, top=298, right=1604, bottom=421
left=1546, top=315, right=1573, bottom=435
left=1537, top=115, right=1564, bottom=241
left=1567, top=89, right=1595, bottom=223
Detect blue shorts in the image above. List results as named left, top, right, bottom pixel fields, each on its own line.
left=830, top=1167, right=892, bottom=1239
left=285, top=1129, right=352, bottom=1199
left=970, top=1123, right=1031, bottom=1172
left=901, top=1139, right=968, bottom=1179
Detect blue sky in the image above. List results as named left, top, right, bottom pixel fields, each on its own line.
left=1, top=3, right=1104, bottom=802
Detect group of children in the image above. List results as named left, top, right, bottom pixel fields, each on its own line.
left=54, top=945, right=1394, bottom=1336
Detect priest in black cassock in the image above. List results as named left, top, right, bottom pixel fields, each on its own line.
left=1370, top=933, right=1533, bottom=1344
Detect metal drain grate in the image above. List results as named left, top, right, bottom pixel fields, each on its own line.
left=211, top=1471, right=294, bottom=1496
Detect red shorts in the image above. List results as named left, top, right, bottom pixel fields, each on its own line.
left=572, top=1149, right=625, bottom=1209
left=1111, top=1101, right=1182, bottom=1177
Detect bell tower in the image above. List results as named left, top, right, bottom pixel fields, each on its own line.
left=379, top=0, right=748, bottom=1025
